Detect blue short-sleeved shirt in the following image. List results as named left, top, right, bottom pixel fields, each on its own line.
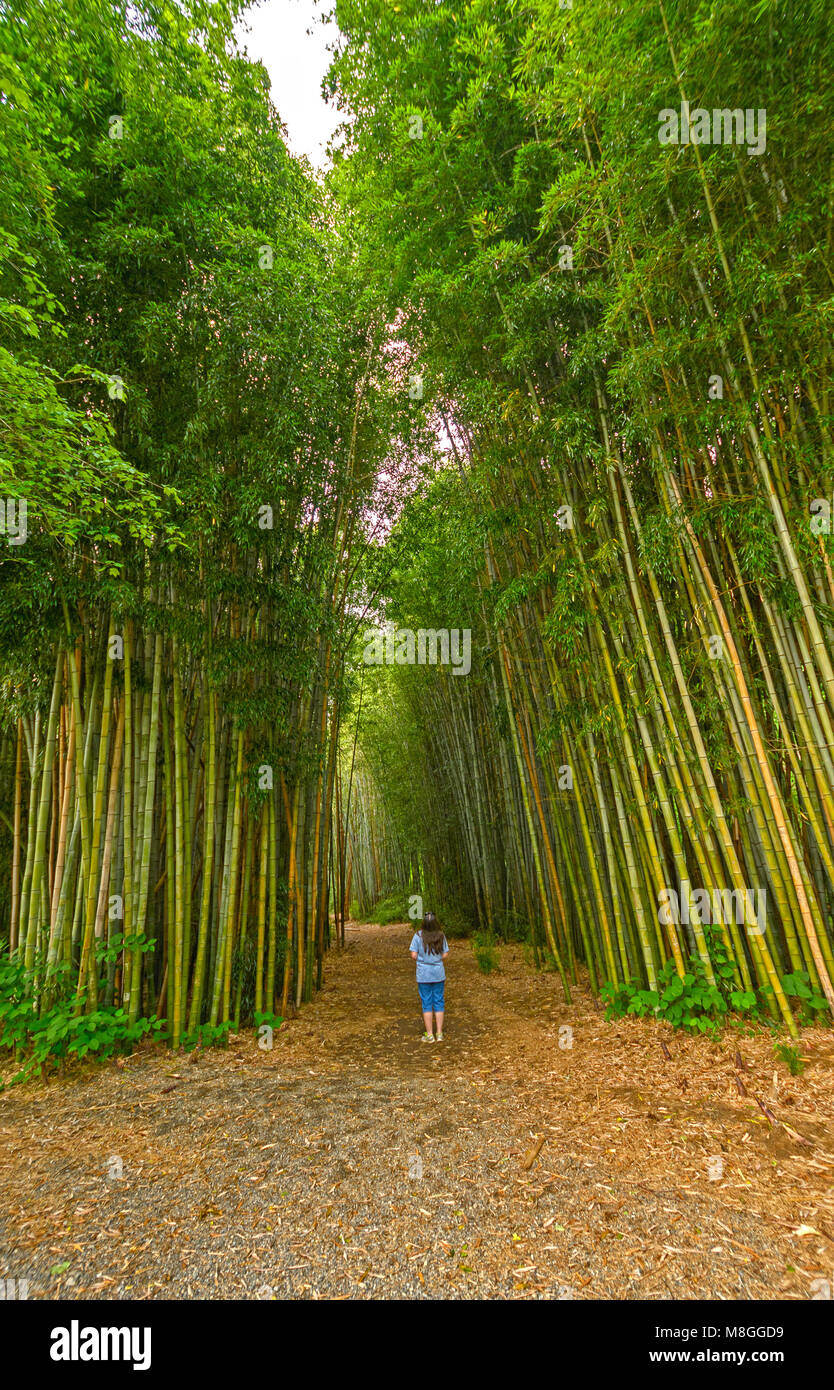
left=409, top=932, right=449, bottom=982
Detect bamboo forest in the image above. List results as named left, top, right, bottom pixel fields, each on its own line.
left=2, top=0, right=834, bottom=1322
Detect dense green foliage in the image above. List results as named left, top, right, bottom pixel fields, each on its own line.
left=0, top=955, right=162, bottom=1089
left=0, top=0, right=424, bottom=1069
left=333, top=0, right=834, bottom=1035
left=3, top=0, right=834, bottom=1067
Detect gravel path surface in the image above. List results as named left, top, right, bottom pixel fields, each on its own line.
left=2, top=921, right=833, bottom=1299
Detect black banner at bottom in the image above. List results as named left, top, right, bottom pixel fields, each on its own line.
left=3, top=1296, right=826, bottom=1379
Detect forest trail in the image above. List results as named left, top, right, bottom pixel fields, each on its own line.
left=2, top=923, right=834, bottom=1301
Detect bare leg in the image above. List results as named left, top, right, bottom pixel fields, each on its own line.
left=422, top=1011, right=433, bottom=1034
left=435, top=1011, right=444, bottom=1036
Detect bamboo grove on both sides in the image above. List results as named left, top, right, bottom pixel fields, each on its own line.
left=3, top=0, right=834, bottom=1045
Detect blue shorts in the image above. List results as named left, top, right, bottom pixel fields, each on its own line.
left=418, top=980, right=445, bottom=1012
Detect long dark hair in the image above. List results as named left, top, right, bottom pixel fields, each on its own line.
left=420, top=911, right=445, bottom=955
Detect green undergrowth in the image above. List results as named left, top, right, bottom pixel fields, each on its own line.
left=364, top=893, right=473, bottom=939
left=472, top=930, right=499, bottom=974
left=0, top=957, right=162, bottom=1091
left=0, top=951, right=274, bottom=1090
left=601, top=931, right=828, bottom=1037
left=434, top=905, right=472, bottom=939
left=366, top=892, right=414, bottom=924
left=773, top=1041, right=806, bottom=1076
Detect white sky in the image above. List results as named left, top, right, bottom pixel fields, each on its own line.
left=235, top=0, right=343, bottom=169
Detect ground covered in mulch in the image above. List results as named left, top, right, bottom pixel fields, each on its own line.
left=2, top=922, right=834, bottom=1300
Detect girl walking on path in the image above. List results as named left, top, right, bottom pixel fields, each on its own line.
left=409, top=912, right=449, bottom=1042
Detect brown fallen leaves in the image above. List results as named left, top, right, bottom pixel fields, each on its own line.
left=2, top=924, right=834, bottom=1302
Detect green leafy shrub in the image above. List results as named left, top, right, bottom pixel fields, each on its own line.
left=367, top=892, right=412, bottom=924
left=472, top=931, right=499, bottom=975
left=780, top=971, right=828, bottom=1025
left=253, top=1010, right=284, bottom=1031
left=601, top=932, right=760, bottom=1035
left=602, top=939, right=828, bottom=1037
left=252, top=1010, right=284, bottom=1047
left=180, top=1021, right=232, bottom=1052
left=436, top=905, right=472, bottom=939
left=0, top=957, right=163, bottom=1090
left=773, top=1041, right=805, bottom=1076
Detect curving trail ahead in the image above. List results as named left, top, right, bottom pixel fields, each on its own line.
left=1, top=922, right=833, bottom=1299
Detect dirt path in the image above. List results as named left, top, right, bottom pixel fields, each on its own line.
left=2, top=922, right=834, bottom=1300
